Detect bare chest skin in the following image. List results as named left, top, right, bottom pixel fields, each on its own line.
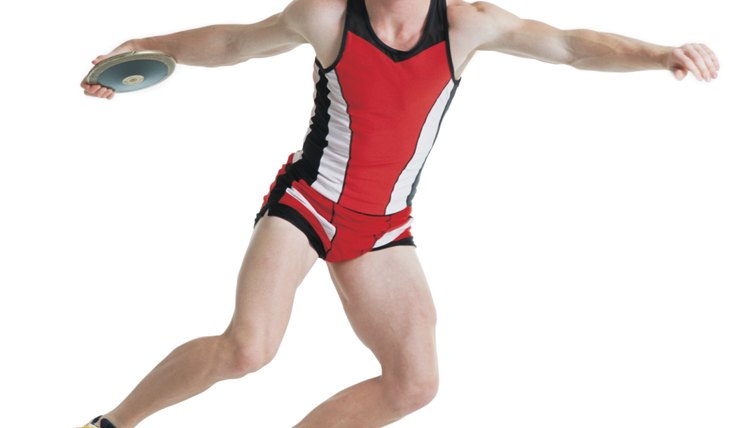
left=310, top=0, right=474, bottom=77
left=364, top=0, right=432, bottom=51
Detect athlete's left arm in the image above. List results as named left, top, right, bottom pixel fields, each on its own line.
left=454, top=2, right=720, bottom=81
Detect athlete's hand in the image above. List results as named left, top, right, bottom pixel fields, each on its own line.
left=667, top=43, right=720, bottom=82
left=80, top=42, right=137, bottom=99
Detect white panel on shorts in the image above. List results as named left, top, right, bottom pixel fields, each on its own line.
left=285, top=186, right=337, bottom=241
left=373, top=217, right=413, bottom=249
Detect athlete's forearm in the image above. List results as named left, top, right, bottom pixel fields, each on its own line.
left=563, top=29, right=672, bottom=72
left=127, top=15, right=303, bottom=67
left=126, top=26, right=245, bottom=67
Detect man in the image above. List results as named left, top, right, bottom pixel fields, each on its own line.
left=79, top=0, right=719, bottom=426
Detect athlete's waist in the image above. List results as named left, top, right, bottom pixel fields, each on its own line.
left=284, top=151, right=415, bottom=216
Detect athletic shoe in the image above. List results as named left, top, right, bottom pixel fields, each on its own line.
left=79, top=416, right=116, bottom=428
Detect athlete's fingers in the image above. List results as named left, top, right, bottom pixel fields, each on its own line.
left=680, top=45, right=708, bottom=81
left=81, top=82, right=101, bottom=96
left=704, top=44, right=721, bottom=72
left=93, top=43, right=137, bottom=65
left=672, top=68, right=687, bottom=81
left=81, top=81, right=114, bottom=99
left=672, top=48, right=703, bottom=82
left=83, top=43, right=135, bottom=98
left=697, top=43, right=720, bottom=78
left=84, top=83, right=115, bottom=99
left=92, top=54, right=109, bottom=65
left=81, top=82, right=99, bottom=96
left=684, top=44, right=713, bottom=81
left=93, top=86, right=110, bottom=98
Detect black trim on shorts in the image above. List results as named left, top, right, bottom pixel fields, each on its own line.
left=266, top=204, right=327, bottom=259
left=371, top=237, right=416, bottom=252
left=254, top=166, right=327, bottom=259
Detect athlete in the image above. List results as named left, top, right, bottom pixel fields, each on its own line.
left=79, top=0, right=719, bottom=426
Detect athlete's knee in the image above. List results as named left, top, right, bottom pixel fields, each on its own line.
left=383, top=367, right=439, bottom=416
left=219, top=329, right=279, bottom=378
left=228, top=345, right=275, bottom=378
left=397, top=377, right=439, bottom=415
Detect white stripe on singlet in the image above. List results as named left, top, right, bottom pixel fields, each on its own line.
left=311, top=68, right=352, bottom=204
left=385, top=80, right=455, bottom=214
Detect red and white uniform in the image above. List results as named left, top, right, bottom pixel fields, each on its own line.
left=257, top=0, right=460, bottom=261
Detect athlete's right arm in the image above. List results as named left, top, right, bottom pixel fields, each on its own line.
left=81, top=0, right=342, bottom=99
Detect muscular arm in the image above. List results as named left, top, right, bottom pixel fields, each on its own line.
left=450, top=1, right=719, bottom=81
left=82, top=0, right=345, bottom=98
left=126, top=16, right=306, bottom=67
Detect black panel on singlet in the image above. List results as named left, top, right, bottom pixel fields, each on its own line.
left=298, top=66, right=333, bottom=185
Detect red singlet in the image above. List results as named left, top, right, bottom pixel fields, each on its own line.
left=257, top=0, right=460, bottom=262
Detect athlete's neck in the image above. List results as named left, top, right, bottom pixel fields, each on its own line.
left=364, top=0, right=431, bottom=51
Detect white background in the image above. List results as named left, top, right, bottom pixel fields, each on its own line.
left=1, top=0, right=748, bottom=427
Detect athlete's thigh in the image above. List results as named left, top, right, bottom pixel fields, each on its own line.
left=327, top=246, right=437, bottom=371
left=228, top=215, right=318, bottom=342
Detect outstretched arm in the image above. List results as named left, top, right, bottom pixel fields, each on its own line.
left=123, top=18, right=305, bottom=67
left=81, top=2, right=312, bottom=99
left=451, top=1, right=719, bottom=81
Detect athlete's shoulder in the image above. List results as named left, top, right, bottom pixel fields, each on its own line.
left=446, top=1, right=517, bottom=31
left=445, top=1, right=523, bottom=76
left=283, top=0, right=345, bottom=41
left=283, top=0, right=346, bottom=30
left=447, top=1, right=523, bottom=50
left=282, top=0, right=347, bottom=64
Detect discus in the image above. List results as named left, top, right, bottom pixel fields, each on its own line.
left=85, top=51, right=176, bottom=93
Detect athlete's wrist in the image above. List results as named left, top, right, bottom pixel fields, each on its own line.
left=655, top=45, right=676, bottom=70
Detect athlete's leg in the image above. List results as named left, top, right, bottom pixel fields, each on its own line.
left=295, top=246, right=438, bottom=427
left=99, top=216, right=318, bottom=428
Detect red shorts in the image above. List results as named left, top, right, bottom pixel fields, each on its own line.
left=255, top=153, right=415, bottom=262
